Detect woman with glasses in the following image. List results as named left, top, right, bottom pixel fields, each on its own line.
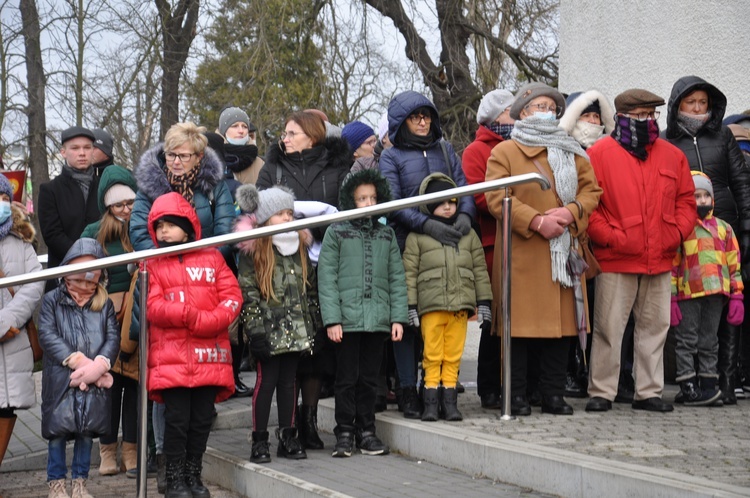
left=485, top=82, right=602, bottom=417
left=378, top=90, right=476, bottom=419
left=80, top=164, right=140, bottom=477
left=255, top=111, right=351, bottom=451
left=665, top=76, right=750, bottom=405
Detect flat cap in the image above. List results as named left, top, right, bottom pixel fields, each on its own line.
left=61, top=126, right=95, bottom=145
left=614, top=89, right=665, bottom=113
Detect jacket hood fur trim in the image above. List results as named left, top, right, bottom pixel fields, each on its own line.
left=338, top=168, right=392, bottom=211
left=134, top=143, right=225, bottom=201
left=559, top=90, right=615, bottom=135
left=264, top=135, right=352, bottom=172
left=9, top=205, right=36, bottom=244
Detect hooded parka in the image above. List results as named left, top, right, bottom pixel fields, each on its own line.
left=38, top=238, right=120, bottom=439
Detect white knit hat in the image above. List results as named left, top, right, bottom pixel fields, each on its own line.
left=477, top=89, right=516, bottom=125
left=104, top=184, right=136, bottom=207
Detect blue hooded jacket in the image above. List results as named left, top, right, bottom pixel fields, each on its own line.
left=379, top=91, right=475, bottom=250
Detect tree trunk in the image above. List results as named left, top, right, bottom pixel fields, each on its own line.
left=19, top=0, right=49, bottom=255
left=155, top=0, right=200, bottom=139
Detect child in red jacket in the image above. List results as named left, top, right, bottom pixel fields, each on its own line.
left=145, top=192, right=241, bottom=498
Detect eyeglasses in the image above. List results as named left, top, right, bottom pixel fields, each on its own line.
left=524, top=103, right=561, bottom=117
left=408, top=114, right=432, bottom=125
left=165, top=152, right=195, bottom=162
left=623, top=111, right=660, bottom=121
left=110, top=199, right=135, bottom=210
left=280, top=130, right=306, bottom=140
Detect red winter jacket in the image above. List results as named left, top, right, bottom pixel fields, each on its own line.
left=588, top=137, right=697, bottom=274
left=462, top=125, right=503, bottom=273
left=145, top=192, right=241, bottom=403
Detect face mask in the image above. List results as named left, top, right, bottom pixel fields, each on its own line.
left=697, top=205, right=712, bottom=219
left=572, top=121, right=605, bottom=149
left=533, top=111, right=556, bottom=121
left=227, top=136, right=249, bottom=146
left=0, top=201, right=11, bottom=224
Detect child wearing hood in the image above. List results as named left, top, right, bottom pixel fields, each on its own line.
left=318, top=168, right=407, bottom=458
left=402, top=173, right=493, bottom=422
left=38, top=238, right=120, bottom=498
left=671, top=172, right=743, bottom=407
left=145, top=192, right=241, bottom=498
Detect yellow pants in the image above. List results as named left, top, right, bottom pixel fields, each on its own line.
left=421, top=310, right=468, bottom=388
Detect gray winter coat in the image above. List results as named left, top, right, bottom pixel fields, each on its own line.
left=0, top=212, right=45, bottom=410
left=38, top=239, right=120, bottom=439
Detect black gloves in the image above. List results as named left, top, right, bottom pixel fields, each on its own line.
left=423, top=219, right=462, bottom=247
left=453, top=213, right=473, bottom=236
left=408, top=306, right=420, bottom=328
left=249, top=334, right=272, bottom=362
left=477, top=301, right=492, bottom=334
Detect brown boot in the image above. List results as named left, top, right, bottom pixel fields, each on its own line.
left=0, top=415, right=17, bottom=467
left=98, top=442, right=119, bottom=475
left=120, top=441, right=137, bottom=473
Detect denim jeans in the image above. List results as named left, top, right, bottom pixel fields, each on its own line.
left=675, top=295, right=722, bottom=381
left=47, top=435, right=93, bottom=480
left=153, top=401, right=165, bottom=454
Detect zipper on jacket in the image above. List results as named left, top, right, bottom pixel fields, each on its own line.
left=692, top=136, right=705, bottom=172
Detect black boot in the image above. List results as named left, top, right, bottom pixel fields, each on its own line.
left=401, top=387, right=421, bottom=419
left=276, top=427, right=307, bottom=459
left=164, top=457, right=190, bottom=498
left=332, top=426, right=354, bottom=458
left=297, top=405, right=324, bottom=450
left=719, top=323, right=740, bottom=405
left=677, top=377, right=700, bottom=405
left=250, top=431, right=271, bottom=463
left=439, top=387, right=463, bottom=421
left=184, top=453, right=210, bottom=498
left=156, top=453, right=167, bottom=494
left=421, top=388, right=439, bottom=422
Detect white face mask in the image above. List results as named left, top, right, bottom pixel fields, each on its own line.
left=227, top=136, right=249, bottom=146
left=533, top=111, right=556, bottom=121
left=572, top=121, right=606, bottom=149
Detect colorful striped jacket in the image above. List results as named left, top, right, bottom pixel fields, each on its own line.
left=671, top=213, right=744, bottom=300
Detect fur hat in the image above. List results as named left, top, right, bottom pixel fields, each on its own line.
left=692, top=171, right=713, bottom=199
left=103, top=183, right=136, bottom=208
left=509, top=82, right=565, bottom=120
left=236, top=184, right=295, bottom=225
left=477, top=89, right=516, bottom=125
left=341, top=121, right=375, bottom=153
left=219, top=107, right=250, bottom=136
left=614, top=89, right=665, bottom=113
left=92, top=128, right=113, bottom=158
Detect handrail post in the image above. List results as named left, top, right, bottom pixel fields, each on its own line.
left=500, top=191, right=515, bottom=421
left=136, top=262, right=150, bottom=498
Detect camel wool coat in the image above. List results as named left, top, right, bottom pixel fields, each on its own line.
left=485, top=141, right=601, bottom=339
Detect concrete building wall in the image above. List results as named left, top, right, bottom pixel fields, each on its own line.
left=559, top=0, right=750, bottom=119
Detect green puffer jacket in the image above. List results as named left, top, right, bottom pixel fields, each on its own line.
left=318, top=219, right=408, bottom=332
left=402, top=172, right=493, bottom=315
left=237, top=245, right=321, bottom=356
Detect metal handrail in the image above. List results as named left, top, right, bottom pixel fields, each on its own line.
left=4, top=173, right=549, bottom=497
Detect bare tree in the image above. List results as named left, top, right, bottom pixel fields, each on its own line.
left=18, top=0, right=49, bottom=253
left=154, top=0, right=199, bottom=139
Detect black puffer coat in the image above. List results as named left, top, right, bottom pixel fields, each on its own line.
left=665, top=75, right=750, bottom=233
left=38, top=239, right=120, bottom=439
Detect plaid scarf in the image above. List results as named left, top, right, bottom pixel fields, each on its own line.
left=166, top=166, right=200, bottom=206
left=612, top=115, right=659, bottom=160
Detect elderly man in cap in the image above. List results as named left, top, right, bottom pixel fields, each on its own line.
left=91, top=128, right=115, bottom=175
left=585, top=89, right=696, bottom=413
left=462, top=88, right=515, bottom=409
left=38, top=126, right=101, bottom=290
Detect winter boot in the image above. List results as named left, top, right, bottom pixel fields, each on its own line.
left=250, top=431, right=271, bottom=463
left=296, top=405, right=324, bottom=450
left=47, top=479, right=68, bottom=498
left=70, top=477, right=93, bottom=498
left=332, top=426, right=354, bottom=458
left=98, top=442, right=119, bottom=476
left=421, top=388, right=439, bottom=422
left=697, top=377, right=723, bottom=407
left=356, top=429, right=389, bottom=456
left=165, top=457, right=191, bottom=498
left=121, top=441, right=137, bottom=475
left=0, top=414, right=17, bottom=467
left=439, top=387, right=463, bottom=421
left=676, top=377, right=700, bottom=404
left=276, top=427, right=307, bottom=459
left=156, top=453, right=167, bottom=494
left=718, top=323, right=740, bottom=405
left=184, top=453, right=210, bottom=498
left=401, top=387, right=422, bottom=419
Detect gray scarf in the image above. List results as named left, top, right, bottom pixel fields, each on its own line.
left=64, top=163, right=94, bottom=202
left=677, top=111, right=711, bottom=137
left=512, top=116, right=588, bottom=287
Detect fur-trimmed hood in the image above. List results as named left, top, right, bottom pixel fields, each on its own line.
left=134, top=143, right=225, bottom=201
left=9, top=205, right=36, bottom=245
left=559, top=90, right=615, bottom=135
left=338, top=168, right=392, bottom=212
left=264, top=135, right=352, bottom=172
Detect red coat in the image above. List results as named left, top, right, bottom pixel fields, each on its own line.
left=587, top=137, right=697, bottom=275
left=462, top=125, right=503, bottom=273
left=145, top=192, right=241, bottom=403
